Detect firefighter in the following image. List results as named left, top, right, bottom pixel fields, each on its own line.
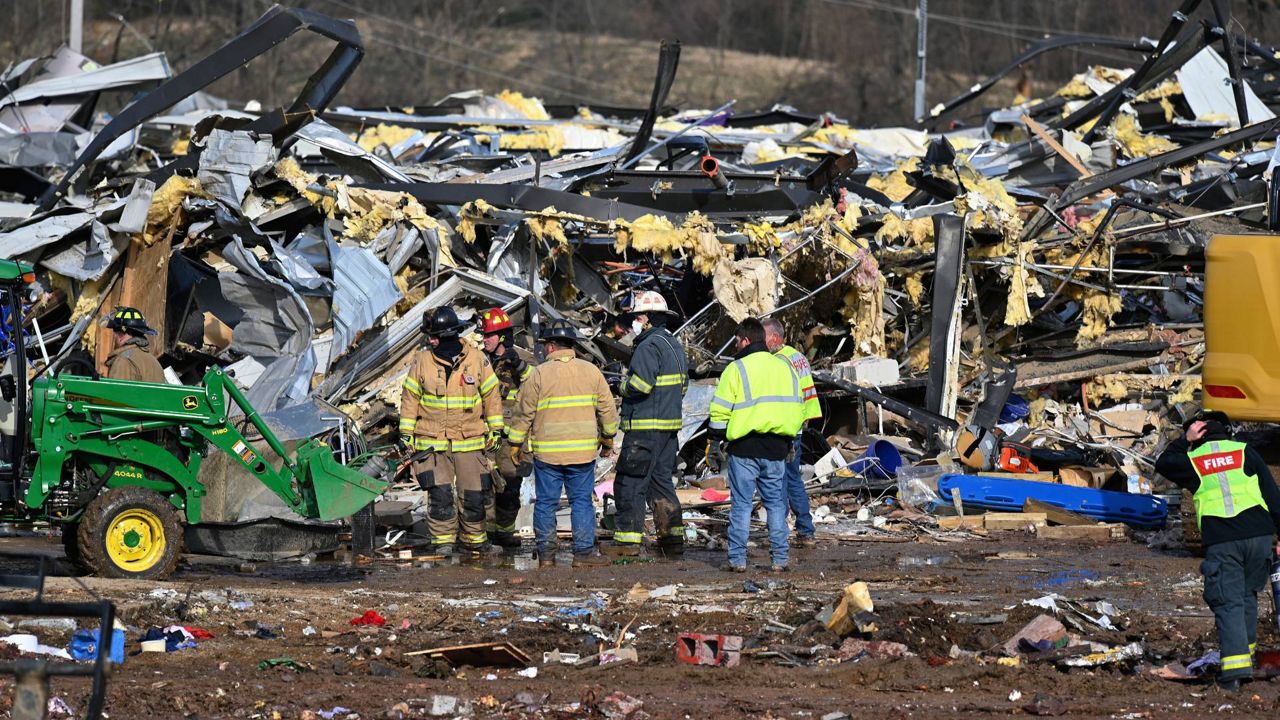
left=762, top=317, right=821, bottom=548
left=609, top=291, right=689, bottom=558
left=507, top=320, right=619, bottom=568
left=479, top=307, right=532, bottom=548
left=399, top=306, right=505, bottom=556
left=1155, top=411, right=1280, bottom=690
left=104, top=306, right=165, bottom=383
left=707, top=317, right=804, bottom=573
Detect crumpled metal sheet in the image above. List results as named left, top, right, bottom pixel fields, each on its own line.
left=219, top=235, right=316, bottom=411
left=38, top=221, right=127, bottom=281
left=197, top=129, right=277, bottom=206
left=331, top=244, right=401, bottom=356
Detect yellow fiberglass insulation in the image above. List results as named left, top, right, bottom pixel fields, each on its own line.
left=954, top=162, right=1024, bottom=241
left=457, top=199, right=497, bottom=244
left=356, top=123, right=418, bottom=152
left=874, top=212, right=934, bottom=248
left=1113, top=114, right=1178, bottom=159
left=526, top=215, right=569, bottom=247
left=499, top=126, right=566, bottom=156
left=613, top=212, right=724, bottom=275
left=1076, top=290, right=1122, bottom=345
left=144, top=175, right=207, bottom=245
left=273, top=158, right=450, bottom=259
left=839, top=246, right=886, bottom=356
left=904, top=272, right=925, bottom=307
left=1171, top=377, right=1201, bottom=404
left=496, top=90, right=551, bottom=120
left=1003, top=241, right=1046, bottom=327
left=865, top=158, right=920, bottom=203
left=1085, top=375, right=1132, bottom=402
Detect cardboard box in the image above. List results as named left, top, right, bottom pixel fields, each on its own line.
left=1059, top=466, right=1113, bottom=489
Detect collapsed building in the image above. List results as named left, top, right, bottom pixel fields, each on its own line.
left=0, top=2, right=1268, bottom=544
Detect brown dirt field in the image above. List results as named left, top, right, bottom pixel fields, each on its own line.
left=0, top=532, right=1277, bottom=719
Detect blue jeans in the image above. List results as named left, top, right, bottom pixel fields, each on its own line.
left=726, top=454, right=789, bottom=567
left=532, top=459, right=596, bottom=554
left=785, top=434, right=815, bottom=538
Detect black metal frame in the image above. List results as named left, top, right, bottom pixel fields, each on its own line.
left=0, top=552, right=115, bottom=719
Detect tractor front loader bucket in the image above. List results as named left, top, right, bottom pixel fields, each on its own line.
left=293, top=441, right=387, bottom=521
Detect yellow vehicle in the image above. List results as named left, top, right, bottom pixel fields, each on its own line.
left=1203, top=233, right=1280, bottom=420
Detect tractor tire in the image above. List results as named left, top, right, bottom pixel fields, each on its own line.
left=77, top=487, right=182, bottom=580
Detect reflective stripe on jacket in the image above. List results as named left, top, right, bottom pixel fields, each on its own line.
left=776, top=344, right=820, bottom=422
left=399, top=345, right=503, bottom=452
left=1189, top=440, right=1269, bottom=528
left=709, top=350, right=804, bottom=442
left=508, top=349, right=619, bottom=465
left=620, top=327, right=688, bottom=432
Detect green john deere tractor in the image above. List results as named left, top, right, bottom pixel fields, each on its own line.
left=0, top=259, right=387, bottom=578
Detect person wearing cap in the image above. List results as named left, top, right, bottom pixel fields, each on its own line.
left=479, top=307, right=533, bottom=548
left=1156, top=411, right=1280, bottom=690
left=507, top=320, right=619, bottom=567
left=609, top=290, right=689, bottom=558
left=708, top=317, right=805, bottom=573
left=104, top=306, right=165, bottom=383
left=399, top=306, right=504, bottom=556
left=762, top=317, right=821, bottom=548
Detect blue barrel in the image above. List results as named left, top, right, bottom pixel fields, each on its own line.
left=851, top=440, right=903, bottom=479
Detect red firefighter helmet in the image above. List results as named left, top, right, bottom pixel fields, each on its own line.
left=480, top=307, right=513, bottom=334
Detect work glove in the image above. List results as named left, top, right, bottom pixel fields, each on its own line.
left=599, top=436, right=615, bottom=459
left=508, top=443, right=525, bottom=467
left=706, top=438, right=727, bottom=474
left=397, top=435, right=413, bottom=452
left=485, top=431, right=502, bottom=453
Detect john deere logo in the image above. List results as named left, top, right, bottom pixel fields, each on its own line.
left=182, top=395, right=199, bottom=410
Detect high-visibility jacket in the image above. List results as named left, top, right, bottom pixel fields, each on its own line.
left=1189, top=440, right=1270, bottom=528
left=775, top=344, right=820, bottom=423
left=508, top=349, right=619, bottom=465
left=620, top=327, right=688, bottom=432
left=399, top=345, right=503, bottom=452
left=709, top=350, right=804, bottom=442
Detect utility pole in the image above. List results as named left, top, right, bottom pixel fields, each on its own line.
left=914, top=0, right=927, bottom=122
left=69, top=0, right=85, bottom=53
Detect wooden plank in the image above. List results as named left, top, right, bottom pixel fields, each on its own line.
left=93, top=229, right=173, bottom=372
left=1036, top=523, right=1126, bottom=541
left=983, top=512, right=1047, bottom=532
left=937, top=515, right=984, bottom=531
left=1022, top=498, right=1098, bottom=526
left=403, top=641, right=531, bottom=667
left=1021, top=113, right=1091, bottom=177
left=1015, top=357, right=1162, bottom=389
left=976, top=471, right=1057, bottom=483
left=121, top=229, right=172, bottom=359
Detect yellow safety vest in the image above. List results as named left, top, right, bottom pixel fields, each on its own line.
left=709, top=351, right=804, bottom=442
left=1188, top=440, right=1269, bottom=527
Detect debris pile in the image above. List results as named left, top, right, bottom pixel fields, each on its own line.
left=0, top=3, right=1271, bottom=530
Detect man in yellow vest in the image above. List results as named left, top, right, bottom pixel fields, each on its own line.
left=763, top=317, right=821, bottom=548
left=708, top=317, right=804, bottom=573
left=400, top=306, right=505, bottom=556
left=1156, top=411, right=1280, bottom=690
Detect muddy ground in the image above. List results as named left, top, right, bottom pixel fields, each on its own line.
left=0, top=529, right=1277, bottom=720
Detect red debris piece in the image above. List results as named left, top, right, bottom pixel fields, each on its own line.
left=350, top=610, right=386, bottom=627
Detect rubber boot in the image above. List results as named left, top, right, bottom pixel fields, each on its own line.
left=605, top=543, right=642, bottom=558
left=490, top=531, right=523, bottom=549
left=431, top=544, right=455, bottom=556
left=657, top=539, right=685, bottom=559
